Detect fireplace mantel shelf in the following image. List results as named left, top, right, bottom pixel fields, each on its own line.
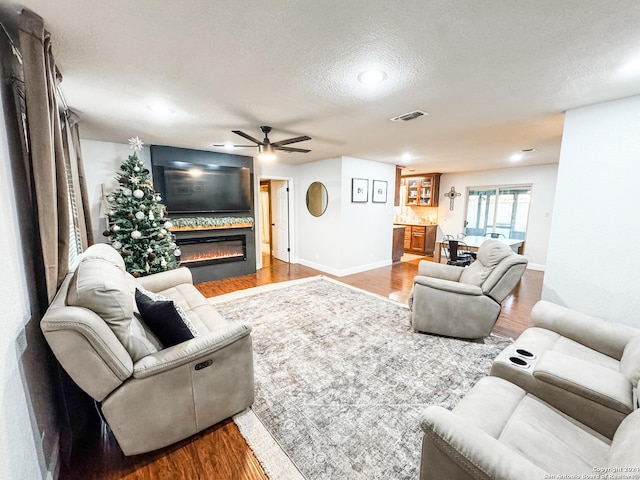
left=171, top=223, right=254, bottom=232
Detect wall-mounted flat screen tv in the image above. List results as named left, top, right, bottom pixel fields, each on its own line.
left=159, top=163, right=251, bottom=213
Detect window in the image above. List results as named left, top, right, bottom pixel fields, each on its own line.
left=464, top=185, right=531, bottom=239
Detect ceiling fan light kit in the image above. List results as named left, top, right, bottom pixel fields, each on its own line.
left=258, top=143, right=277, bottom=161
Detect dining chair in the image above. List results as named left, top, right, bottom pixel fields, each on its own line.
left=443, top=239, right=473, bottom=267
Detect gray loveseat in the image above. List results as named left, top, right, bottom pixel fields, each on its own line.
left=41, top=243, right=254, bottom=455
left=418, top=300, right=640, bottom=479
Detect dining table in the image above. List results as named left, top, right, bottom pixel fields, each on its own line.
left=433, top=235, right=525, bottom=263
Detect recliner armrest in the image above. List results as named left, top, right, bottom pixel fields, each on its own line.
left=132, top=323, right=252, bottom=378
left=414, top=275, right=483, bottom=296
left=136, top=267, right=194, bottom=293
left=417, top=260, right=465, bottom=281
left=530, top=301, right=638, bottom=360
left=420, top=406, right=546, bottom=480
left=532, top=350, right=634, bottom=414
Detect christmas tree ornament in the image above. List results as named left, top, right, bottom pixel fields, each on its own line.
left=103, top=229, right=111, bottom=237
left=160, top=228, right=167, bottom=234
left=116, top=197, right=124, bottom=203
left=118, top=177, right=129, bottom=184
left=161, top=258, right=167, bottom=267
left=107, top=195, right=115, bottom=202
left=131, top=230, right=142, bottom=240
left=108, top=210, right=115, bottom=216
left=174, top=248, right=181, bottom=257
left=133, top=166, right=140, bottom=172
left=133, top=189, right=144, bottom=199
left=123, top=188, right=132, bottom=196
left=149, top=211, right=155, bottom=220
left=135, top=211, right=145, bottom=220
left=112, top=225, right=121, bottom=232
left=112, top=241, right=122, bottom=250
left=139, top=204, right=145, bottom=210
left=122, top=249, right=131, bottom=257
left=155, top=194, right=162, bottom=201
left=148, top=252, right=156, bottom=260
left=152, top=222, right=157, bottom=227
left=130, top=177, right=140, bottom=184
left=133, top=272, right=141, bottom=278
left=127, top=213, right=135, bottom=219
left=158, top=233, right=164, bottom=239
left=164, top=221, right=173, bottom=229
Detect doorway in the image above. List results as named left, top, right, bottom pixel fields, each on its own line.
left=258, top=178, right=292, bottom=267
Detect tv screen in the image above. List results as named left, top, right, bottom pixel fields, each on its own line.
left=161, top=164, right=251, bottom=213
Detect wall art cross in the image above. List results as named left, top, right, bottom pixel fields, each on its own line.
left=444, top=186, right=461, bottom=210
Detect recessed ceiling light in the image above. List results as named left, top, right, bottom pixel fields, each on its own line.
left=510, top=148, right=536, bottom=162
left=223, top=142, right=235, bottom=150
left=358, top=70, right=388, bottom=84
left=619, top=56, right=640, bottom=76
left=401, top=152, right=412, bottom=162
left=146, top=102, right=174, bottom=116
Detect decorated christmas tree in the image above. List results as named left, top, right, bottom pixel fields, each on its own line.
left=104, top=137, right=181, bottom=277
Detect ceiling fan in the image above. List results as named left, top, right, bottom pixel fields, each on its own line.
left=214, top=126, right=311, bottom=160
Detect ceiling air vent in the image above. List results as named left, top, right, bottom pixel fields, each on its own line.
left=390, top=110, right=428, bottom=122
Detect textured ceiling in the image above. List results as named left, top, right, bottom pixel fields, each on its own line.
left=4, top=0, right=640, bottom=172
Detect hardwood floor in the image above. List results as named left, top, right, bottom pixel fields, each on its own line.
left=60, top=255, right=543, bottom=480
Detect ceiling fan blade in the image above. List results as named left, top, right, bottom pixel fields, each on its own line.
left=232, top=130, right=262, bottom=145
left=212, top=143, right=256, bottom=148
left=276, top=146, right=311, bottom=153
left=272, top=135, right=312, bottom=147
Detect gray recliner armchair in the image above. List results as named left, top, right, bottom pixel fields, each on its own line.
left=41, top=244, right=254, bottom=455
left=409, top=240, right=528, bottom=338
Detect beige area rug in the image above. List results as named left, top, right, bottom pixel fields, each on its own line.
left=209, top=276, right=511, bottom=479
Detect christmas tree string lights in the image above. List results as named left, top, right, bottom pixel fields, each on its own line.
left=103, top=136, right=180, bottom=277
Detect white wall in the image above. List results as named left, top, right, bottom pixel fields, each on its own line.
left=543, top=95, right=640, bottom=327
left=339, top=157, right=395, bottom=273
left=438, top=164, right=558, bottom=270
left=0, top=82, right=55, bottom=480
left=80, top=139, right=151, bottom=243
left=295, top=157, right=343, bottom=271
left=293, top=156, right=395, bottom=275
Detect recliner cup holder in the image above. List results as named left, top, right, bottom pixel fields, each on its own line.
left=515, top=348, right=536, bottom=360
left=508, top=356, right=530, bottom=368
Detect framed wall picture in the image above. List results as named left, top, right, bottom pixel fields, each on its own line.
left=372, top=180, right=388, bottom=203
left=351, top=178, right=368, bottom=203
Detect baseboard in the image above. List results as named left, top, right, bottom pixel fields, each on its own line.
left=526, top=263, right=545, bottom=271
left=293, top=258, right=392, bottom=277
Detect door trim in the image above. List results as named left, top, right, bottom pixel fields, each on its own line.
left=256, top=175, right=295, bottom=270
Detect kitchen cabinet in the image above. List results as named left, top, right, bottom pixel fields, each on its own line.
left=403, top=174, right=441, bottom=207
left=392, top=226, right=405, bottom=262
left=401, top=224, right=437, bottom=256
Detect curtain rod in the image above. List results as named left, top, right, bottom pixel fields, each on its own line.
left=0, top=20, right=69, bottom=112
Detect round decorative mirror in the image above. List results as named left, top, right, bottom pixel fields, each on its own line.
left=306, top=182, right=328, bottom=217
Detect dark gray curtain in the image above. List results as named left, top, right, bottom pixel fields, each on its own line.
left=18, top=9, right=93, bottom=301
